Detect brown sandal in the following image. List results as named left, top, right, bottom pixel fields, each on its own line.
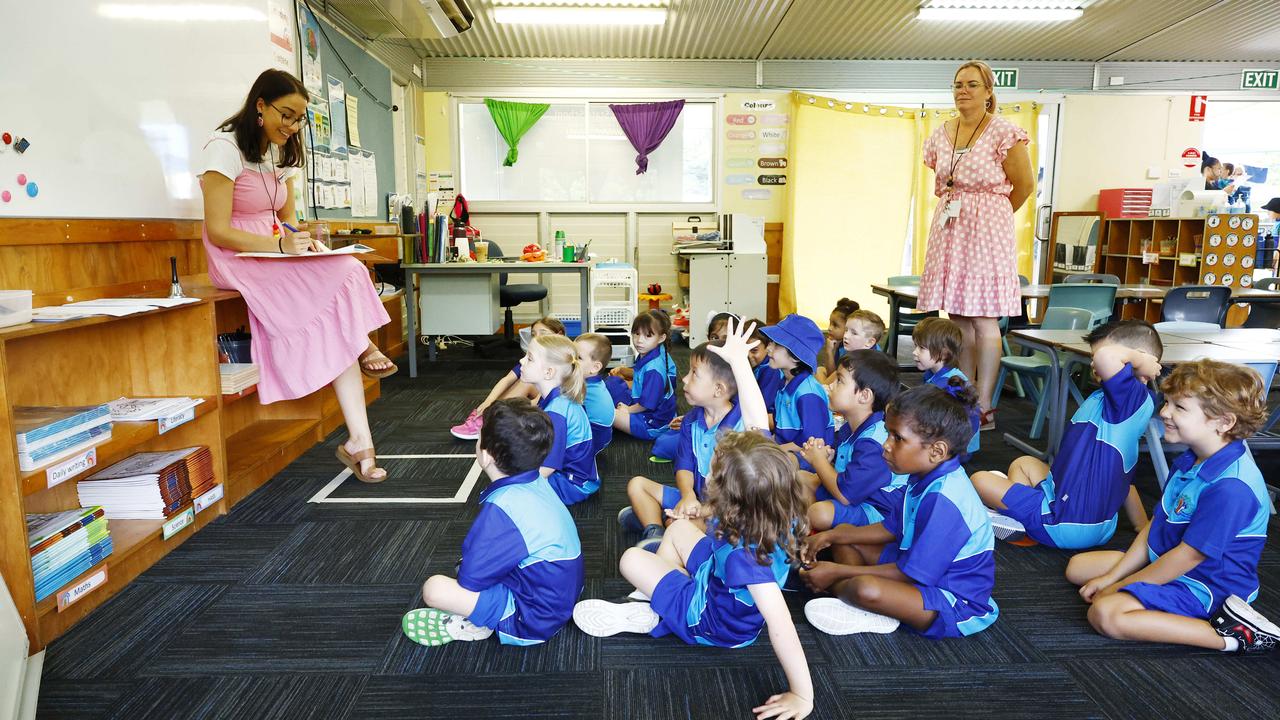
left=336, top=445, right=387, bottom=483
left=359, top=346, right=398, bottom=379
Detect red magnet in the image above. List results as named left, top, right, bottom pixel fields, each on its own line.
left=0, top=191, right=9, bottom=203
left=1, top=133, right=9, bottom=145
left=16, top=174, right=26, bottom=186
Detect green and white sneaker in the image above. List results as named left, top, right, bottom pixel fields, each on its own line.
left=804, top=598, right=901, bottom=636
left=573, top=598, right=661, bottom=637
left=402, top=608, right=494, bottom=646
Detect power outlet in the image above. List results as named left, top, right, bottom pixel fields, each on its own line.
left=1109, top=76, right=1125, bottom=86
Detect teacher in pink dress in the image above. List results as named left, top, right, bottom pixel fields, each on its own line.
left=200, top=69, right=394, bottom=483
left=919, top=60, right=1033, bottom=426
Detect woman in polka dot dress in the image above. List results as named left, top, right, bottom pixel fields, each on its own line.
left=919, top=60, right=1034, bottom=425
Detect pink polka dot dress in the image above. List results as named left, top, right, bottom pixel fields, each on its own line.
left=918, top=115, right=1027, bottom=318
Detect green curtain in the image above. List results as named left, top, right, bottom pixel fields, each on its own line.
left=484, top=98, right=550, bottom=166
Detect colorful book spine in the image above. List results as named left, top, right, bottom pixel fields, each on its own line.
left=17, top=416, right=112, bottom=455
left=28, top=507, right=106, bottom=556
left=15, top=404, right=110, bottom=446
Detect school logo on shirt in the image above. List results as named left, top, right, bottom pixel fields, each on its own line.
left=1173, top=494, right=1195, bottom=519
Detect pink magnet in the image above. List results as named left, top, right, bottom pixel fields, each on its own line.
left=16, top=174, right=26, bottom=186
left=0, top=191, right=9, bottom=203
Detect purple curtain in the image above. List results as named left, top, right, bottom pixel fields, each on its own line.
left=608, top=99, right=686, bottom=174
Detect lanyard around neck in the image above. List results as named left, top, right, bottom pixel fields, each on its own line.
left=946, top=114, right=989, bottom=191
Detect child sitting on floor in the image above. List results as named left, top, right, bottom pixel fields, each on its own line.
left=911, top=316, right=980, bottom=459
left=801, top=350, right=907, bottom=531
left=575, top=332, right=616, bottom=458
left=816, top=298, right=860, bottom=383
left=761, top=314, right=834, bottom=472
left=1066, top=360, right=1279, bottom=653
left=748, top=318, right=786, bottom=418
left=842, top=309, right=885, bottom=355
left=524, top=335, right=597, bottom=505
left=971, top=319, right=1162, bottom=549
left=649, top=312, right=741, bottom=463
left=402, top=399, right=584, bottom=647
left=451, top=316, right=566, bottom=440
left=799, top=382, right=998, bottom=640
left=610, top=310, right=679, bottom=440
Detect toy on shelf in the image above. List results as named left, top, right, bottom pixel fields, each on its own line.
left=520, top=242, right=546, bottom=262
left=639, top=282, right=672, bottom=310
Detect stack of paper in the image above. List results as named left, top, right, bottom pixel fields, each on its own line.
left=219, top=364, right=259, bottom=394
left=14, top=404, right=113, bottom=472
left=32, top=297, right=199, bottom=322
left=181, top=446, right=217, bottom=498
left=78, top=447, right=208, bottom=519
left=26, top=506, right=112, bottom=602
left=108, top=397, right=203, bottom=422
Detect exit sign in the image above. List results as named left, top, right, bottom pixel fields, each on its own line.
left=1241, top=69, right=1279, bottom=90
left=993, top=68, right=1019, bottom=89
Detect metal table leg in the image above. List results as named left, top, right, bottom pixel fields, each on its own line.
left=580, top=266, right=590, bottom=334
left=1002, top=337, right=1059, bottom=462
left=885, top=294, right=902, bottom=360
left=405, top=268, right=418, bottom=378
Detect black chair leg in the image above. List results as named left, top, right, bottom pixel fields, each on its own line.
left=504, top=307, right=515, bottom=342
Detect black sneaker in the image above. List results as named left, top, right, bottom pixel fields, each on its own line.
left=636, top=525, right=664, bottom=552
left=1212, top=595, right=1280, bottom=653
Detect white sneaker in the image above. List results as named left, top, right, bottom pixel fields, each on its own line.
left=987, top=508, right=1028, bottom=543
left=804, top=598, right=900, bottom=636
left=626, top=589, right=650, bottom=601
left=573, top=598, right=661, bottom=637
left=443, top=614, right=495, bottom=642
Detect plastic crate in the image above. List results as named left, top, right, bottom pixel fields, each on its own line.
left=591, top=303, right=636, bottom=330
left=593, top=267, right=637, bottom=288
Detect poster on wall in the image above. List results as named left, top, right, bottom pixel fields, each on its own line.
left=267, top=0, right=296, bottom=72
left=327, top=76, right=348, bottom=155
left=346, top=94, right=361, bottom=148
left=306, top=101, right=331, bottom=150
left=297, top=2, right=324, bottom=94
left=724, top=97, right=789, bottom=203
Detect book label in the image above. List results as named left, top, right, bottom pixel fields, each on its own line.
left=162, top=507, right=195, bottom=540
left=57, top=568, right=107, bottom=612
left=157, top=406, right=196, bottom=435
left=194, top=484, right=224, bottom=514
left=47, top=448, right=98, bottom=488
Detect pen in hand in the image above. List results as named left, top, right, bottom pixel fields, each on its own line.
left=281, top=223, right=328, bottom=254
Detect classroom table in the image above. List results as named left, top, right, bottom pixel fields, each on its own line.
left=403, top=260, right=593, bottom=377
left=1004, top=327, right=1280, bottom=461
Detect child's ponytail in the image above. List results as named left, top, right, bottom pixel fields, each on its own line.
left=534, top=335, right=586, bottom=403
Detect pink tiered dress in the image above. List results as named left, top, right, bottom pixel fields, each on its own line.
left=918, top=115, right=1027, bottom=318
left=200, top=132, right=389, bottom=404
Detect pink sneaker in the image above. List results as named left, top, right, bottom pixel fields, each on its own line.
left=450, top=409, right=483, bottom=440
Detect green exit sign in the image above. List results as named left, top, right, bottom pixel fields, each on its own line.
left=1241, top=69, right=1279, bottom=90
left=992, top=68, right=1019, bottom=89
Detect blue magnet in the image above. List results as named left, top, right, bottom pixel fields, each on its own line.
left=25, top=182, right=38, bottom=198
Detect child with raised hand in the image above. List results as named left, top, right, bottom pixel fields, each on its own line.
left=611, top=310, right=679, bottom=439
left=577, top=379, right=812, bottom=719
left=575, top=332, right=616, bottom=457
left=842, top=310, right=885, bottom=354
left=523, top=335, right=597, bottom=505
left=648, top=312, right=741, bottom=463
left=971, top=320, right=1162, bottom=549
left=801, top=350, right=908, bottom=531
left=799, top=382, right=998, bottom=640
left=761, top=314, right=834, bottom=472
left=402, top=399, right=584, bottom=647
left=619, top=319, right=770, bottom=551
left=816, top=298, right=860, bottom=383
left=911, top=316, right=980, bottom=458
left=1067, top=360, right=1280, bottom=653
left=451, top=316, right=566, bottom=440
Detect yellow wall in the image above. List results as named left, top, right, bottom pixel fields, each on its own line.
left=1056, top=94, right=1205, bottom=212
left=420, top=91, right=452, bottom=176
left=720, top=91, right=792, bottom=223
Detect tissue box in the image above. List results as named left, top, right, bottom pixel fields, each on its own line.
left=0, top=290, right=33, bottom=328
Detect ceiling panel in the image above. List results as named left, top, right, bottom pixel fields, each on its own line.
left=1106, top=0, right=1280, bottom=61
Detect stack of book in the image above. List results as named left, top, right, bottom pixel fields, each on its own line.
left=14, top=404, right=113, bottom=472
left=108, top=396, right=203, bottom=422
left=26, top=506, right=112, bottom=602
left=219, top=363, right=258, bottom=395
left=78, top=447, right=212, bottom=520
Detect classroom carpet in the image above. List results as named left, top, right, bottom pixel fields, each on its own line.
left=37, top=342, right=1280, bottom=720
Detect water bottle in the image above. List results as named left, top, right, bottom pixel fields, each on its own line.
left=554, top=230, right=565, bottom=261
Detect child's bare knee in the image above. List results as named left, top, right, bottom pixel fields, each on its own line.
left=807, top=502, right=833, bottom=530
left=422, top=575, right=450, bottom=606
left=1087, top=598, right=1126, bottom=639
left=844, top=576, right=883, bottom=606
left=627, top=475, right=650, bottom=493
left=619, top=547, right=648, bottom=574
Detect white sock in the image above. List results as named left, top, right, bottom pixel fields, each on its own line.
left=1222, top=636, right=1240, bottom=652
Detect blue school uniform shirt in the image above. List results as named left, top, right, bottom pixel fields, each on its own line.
left=674, top=403, right=745, bottom=500
left=1144, top=440, right=1269, bottom=614
left=880, top=457, right=998, bottom=636
left=539, top=388, right=598, bottom=495
left=922, top=366, right=980, bottom=458
left=459, top=469, right=585, bottom=645
left=583, top=376, right=615, bottom=456
left=773, top=370, right=835, bottom=471
left=816, top=411, right=907, bottom=515
left=754, top=362, right=785, bottom=415
left=666, top=523, right=791, bottom=648
left=1041, top=364, right=1153, bottom=545
left=511, top=361, right=523, bottom=380
left=631, top=346, right=678, bottom=431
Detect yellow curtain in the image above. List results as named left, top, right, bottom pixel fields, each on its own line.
left=911, top=103, right=1040, bottom=280
left=781, top=93, right=919, bottom=321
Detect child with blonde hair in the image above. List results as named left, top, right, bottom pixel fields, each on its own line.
left=451, top=317, right=566, bottom=440
left=523, top=334, right=596, bottom=505
left=1067, top=360, right=1279, bottom=653
left=842, top=310, right=885, bottom=354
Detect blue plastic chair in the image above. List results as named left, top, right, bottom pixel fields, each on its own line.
left=993, top=306, right=1093, bottom=439
left=1065, top=273, right=1121, bottom=285
left=1160, top=285, right=1229, bottom=325
left=1046, top=283, right=1117, bottom=328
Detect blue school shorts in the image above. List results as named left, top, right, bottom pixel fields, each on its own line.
left=1122, top=581, right=1212, bottom=620
left=547, top=471, right=597, bottom=506
left=629, top=412, right=666, bottom=439
left=1001, top=476, right=1117, bottom=550
left=830, top=501, right=885, bottom=528
left=650, top=426, right=680, bottom=460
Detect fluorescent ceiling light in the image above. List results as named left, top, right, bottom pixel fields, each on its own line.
left=493, top=0, right=667, bottom=5
left=917, top=7, right=1082, bottom=21
left=98, top=3, right=266, bottom=22
left=494, top=6, right=668, bottom=25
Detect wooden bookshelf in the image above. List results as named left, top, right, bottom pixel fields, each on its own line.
left=0, top=218, right=404, bottom=651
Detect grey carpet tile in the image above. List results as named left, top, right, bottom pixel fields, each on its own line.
left=244, top=520, right=445, bottom=585
left=827, top=664, right=1105, bottom=720
left=809, top=606, right=1049, bottom=667
left=1065, top=656, right=1280, bottom=719
left=98, top=675, right=367, bottom=720
left=352, top=673, right=603, bottom=719
left=42, top=584, right=228, bottom=680
left=596, top=619, right=829, bottom=670
left=604, top=666, right=847, bottom=720
left=34, top=680, right=134, bottom=720
left=140, top=585, right=417, bottom=675
left=219, top=474, right=333, bottom=526
left=325, top=456, right=477, bottom=501
left=132, top=521, right=295, bottom=584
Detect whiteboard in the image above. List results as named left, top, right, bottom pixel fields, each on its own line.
left=0, top=0, right=295, bottom=219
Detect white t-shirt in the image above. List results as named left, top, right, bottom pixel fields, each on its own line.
left=201, top=131, right=301, bottom=183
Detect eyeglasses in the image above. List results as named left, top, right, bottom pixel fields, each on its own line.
left=952, top=81, right=985, bottom=91
left=270, top=103, right=307, bottom=128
